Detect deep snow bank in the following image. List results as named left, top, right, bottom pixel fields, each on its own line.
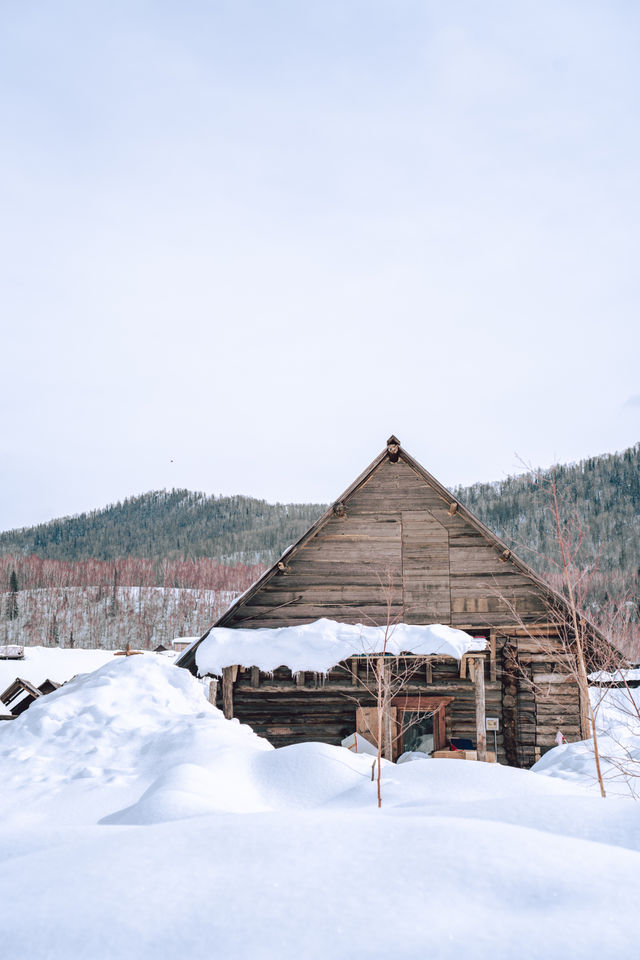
left=1, top=654, right=587, bottom=827
left=0, top=655, right=273, bottom=823
left=3, top=805, right=640, bottom=960
left=195, top=617, right=486, bottom=676
left=1, top=655, right=639, bottom=960
left=0, top=656, right=382, bottom=825
left=533, top=685, right=640, bottom=796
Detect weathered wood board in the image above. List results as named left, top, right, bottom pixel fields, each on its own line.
left=220, top=457, right=548, bottom=630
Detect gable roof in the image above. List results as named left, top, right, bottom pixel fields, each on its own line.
left=0, top=676, right=42, bottom=707
left=177, top=435, right=609, bottom=671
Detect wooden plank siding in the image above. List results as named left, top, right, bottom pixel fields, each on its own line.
left=222, top=458, right=547, bottom=631
left=402, top=510, right=451, bottom=623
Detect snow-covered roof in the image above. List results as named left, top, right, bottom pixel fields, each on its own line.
left=172, top=636, right=199, bottom=648
left=589, top=668, right=640, bottom=684
left=0, top=645, right=23, bottom=659
left=194, top=618, right=486, bottom=677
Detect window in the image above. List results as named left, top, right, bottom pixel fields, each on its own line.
left=392, top=696, right=452, bottom=757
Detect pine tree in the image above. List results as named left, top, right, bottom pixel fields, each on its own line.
left=5, top=568, right=18, bottom=620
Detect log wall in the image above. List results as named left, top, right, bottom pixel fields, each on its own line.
left=217, top=653, right=511, bottom=761
left=216, top=635, right=582, bottom=769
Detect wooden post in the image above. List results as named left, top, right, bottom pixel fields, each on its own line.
left=473, top=656, right=487, bottom=761
left=295, top=671, right=305, bottom=688
left=578, top=683, right=591, bottom=742
left=381, top=661, right=394, bottom=760
left=489, top=631, right=497, bottom=683
left=222, top=666, right=236, bottom=720
left=425, top=659, right=433, bottom=684
left=250, top=666, right=260, bottom=688
left=350, top=658, right=358, bottom=686
left=208, top=678, right=218, bottom=705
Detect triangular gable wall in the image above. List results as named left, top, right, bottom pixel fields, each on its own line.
left=214, top=438, right=554, bottom=631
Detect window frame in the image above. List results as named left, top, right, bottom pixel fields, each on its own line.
left=392, top=695, right=453, bottom=756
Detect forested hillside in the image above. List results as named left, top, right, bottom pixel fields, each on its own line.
left=0, top=555, right=262, bottom=650
left=0, top=491, right=327, bottom=565
left=455, top=443, right=640, bottom=627
left=2, top=447, right=637, bottom=585
left=457, top=445, right=639, bottom=569
left=1, top=445, right=638, bottom=649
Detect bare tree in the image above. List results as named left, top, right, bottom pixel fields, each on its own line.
left=494, top=469, right=617, bottom=797
left=348, top=569, right=440, bottom=808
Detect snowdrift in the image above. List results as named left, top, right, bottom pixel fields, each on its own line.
left=1, top=653, right=639, bottom=960
left=1, top=655, right=274, bottom=823
left=1, top=654, right=588, bottom=827
left=534, top=685, right=640, bottom=797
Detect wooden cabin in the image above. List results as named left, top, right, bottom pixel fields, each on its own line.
left=178, top=436, right=602, bottom=768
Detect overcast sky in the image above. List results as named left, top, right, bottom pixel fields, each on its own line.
left=2, top=1, right=639, bottom=532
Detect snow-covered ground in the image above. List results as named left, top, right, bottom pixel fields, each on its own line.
left=0, top=645, right=121, bottom=692
left=0, top=654, right=638, bottom=959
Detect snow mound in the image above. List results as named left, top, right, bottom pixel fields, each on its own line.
left=195, top=617, right=485, bottom=676
left=102, top=761, right=267, bottom=824
left=0, top=656, right=271, bottom=821
left=1, top=655, right=378, bottom=825
left=533, top=686, right=640, bottom=797
left=1, top=653, right=597, bottom=830
left=1, top=653, right=640, bottom=959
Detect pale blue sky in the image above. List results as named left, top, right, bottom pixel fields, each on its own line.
left=2, top=1, right=639, bottom=530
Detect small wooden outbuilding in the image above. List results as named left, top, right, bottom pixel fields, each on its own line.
left=0, top=645, right=24, bottom=660
left=0, top=677, right=61, bottom=718
left=178, top=436, right=604, bottom=767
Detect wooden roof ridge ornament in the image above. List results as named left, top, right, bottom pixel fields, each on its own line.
left=387, top=435, right=400, bottom=462
left=114, top=641, right=144, bottom=657
left=175, top=433, right=609, bottom=674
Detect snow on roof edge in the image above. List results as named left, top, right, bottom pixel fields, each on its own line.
left=194, top=618, right=486, bottom=677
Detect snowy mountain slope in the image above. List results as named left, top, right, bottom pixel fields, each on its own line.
left=0, top=656, right=639, bottom=959
left=1, top=582, right=236, bottom=650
